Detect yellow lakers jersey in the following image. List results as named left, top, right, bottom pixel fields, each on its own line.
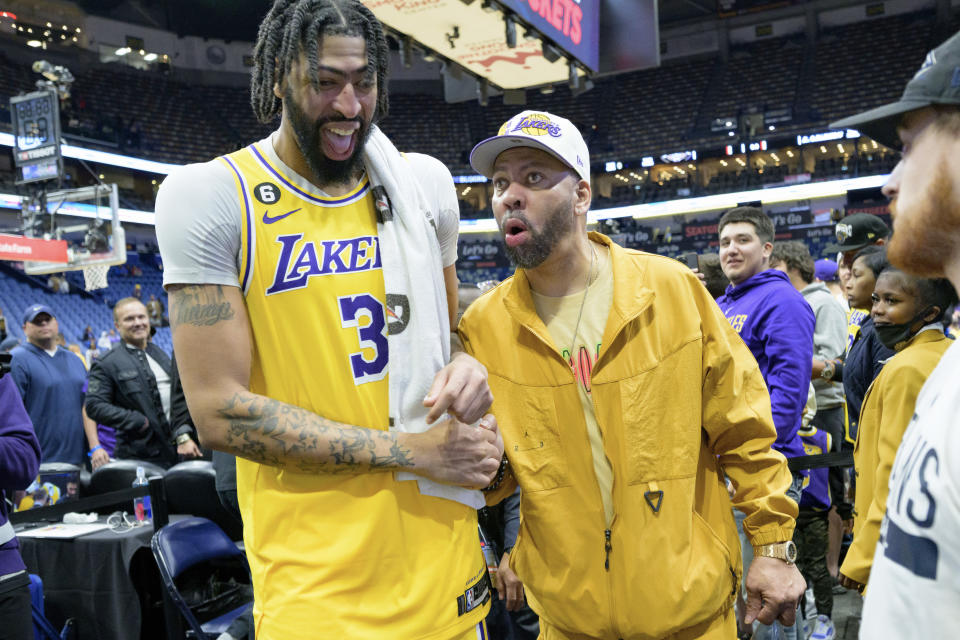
left=846, top=308, right=870, bottom=354
left=220, top=140, right=487, bottom=640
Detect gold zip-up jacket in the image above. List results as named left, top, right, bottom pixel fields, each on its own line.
left=460, top=233, right=797, bottom=639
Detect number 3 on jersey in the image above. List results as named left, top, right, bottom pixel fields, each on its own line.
left=338, top=294, right=389, bottom=385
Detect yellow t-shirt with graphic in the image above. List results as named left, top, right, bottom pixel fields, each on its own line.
left=531, top=244, right=615, bottom=525
left=219, top=141, right=487, bottom=639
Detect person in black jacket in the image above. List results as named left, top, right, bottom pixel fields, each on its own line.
left=826, top=247, right=896, bottom=441
left=86, top=297, right=201, bottom=468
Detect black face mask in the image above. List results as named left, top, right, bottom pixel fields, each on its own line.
left=874, top=307, right=937, bottom=351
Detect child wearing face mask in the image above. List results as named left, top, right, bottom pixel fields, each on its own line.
left=833, top=246, right=897, bottom=444
left=837, top=267, right=957, bottom=594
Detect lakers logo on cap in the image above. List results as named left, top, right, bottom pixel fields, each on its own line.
left=510, top=113, right=562, bottom=138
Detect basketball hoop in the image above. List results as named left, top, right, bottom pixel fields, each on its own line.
left=82, top=264, right=109, bottom=291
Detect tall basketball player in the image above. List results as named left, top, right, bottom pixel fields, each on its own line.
left=155, top=2, right=501, bottom=638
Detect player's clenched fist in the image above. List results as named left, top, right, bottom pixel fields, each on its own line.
left=412, top=414, right=503, bottom=489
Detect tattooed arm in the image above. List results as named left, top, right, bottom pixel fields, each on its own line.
left=168, top=283, right=502, bottom=486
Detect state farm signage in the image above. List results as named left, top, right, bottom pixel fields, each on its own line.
left=0, top=234, right=69, bottom=263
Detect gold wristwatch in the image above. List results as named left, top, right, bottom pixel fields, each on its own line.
left=753, top=541, right=798, bottom=565
left=176, top=433, right=192, bottom=446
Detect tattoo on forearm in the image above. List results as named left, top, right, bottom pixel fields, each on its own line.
left=217, top=393, right=414, bottom=473
left=170, top=285, right=235, bottom=328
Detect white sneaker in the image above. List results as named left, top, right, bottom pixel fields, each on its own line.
left=810, top=615, right=835, bottom=640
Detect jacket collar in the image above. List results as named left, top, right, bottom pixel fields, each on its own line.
left=501, top=232, right=655, bottom=362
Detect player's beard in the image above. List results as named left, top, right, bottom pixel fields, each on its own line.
left=285, top=87, right=371, bottom=186
left=500, top=199, right=575, bottom=270
left=888, top=165, right=960, bottom=277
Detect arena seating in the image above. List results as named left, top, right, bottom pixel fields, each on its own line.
left=0, top=10, right=943, bottom=177
left=0, top=10, right=944, bottom=311
left=810, top=12, right=934, bottom=126
left=0, top=260, right=172, bottom=355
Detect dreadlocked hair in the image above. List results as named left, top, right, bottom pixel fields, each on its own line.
left=250, top=0, right=390, bottom=124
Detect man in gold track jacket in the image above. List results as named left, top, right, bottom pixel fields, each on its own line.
left=460, top=111, right=805, bottom=639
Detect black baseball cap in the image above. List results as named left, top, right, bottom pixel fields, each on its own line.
left=824, top=213, right=890, bottom=255
left=830, top=30, right=960, bottom=148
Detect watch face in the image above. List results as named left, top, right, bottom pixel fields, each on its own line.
left=785, top=540, right=798, bottom=563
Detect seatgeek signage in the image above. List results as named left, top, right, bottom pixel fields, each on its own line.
left=499, top=0, right=600, bottom=71
left=796, top=130, right=861, bottom=146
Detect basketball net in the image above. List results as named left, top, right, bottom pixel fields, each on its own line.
left=82, top=264, right=110, bottom=291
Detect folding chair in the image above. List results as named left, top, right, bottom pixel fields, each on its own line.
left=151, top=517, right=252, bottom=639
left=29, top=574, right=76, bottom=640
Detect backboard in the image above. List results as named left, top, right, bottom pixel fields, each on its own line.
left=19, top=183, right=126, bottom=276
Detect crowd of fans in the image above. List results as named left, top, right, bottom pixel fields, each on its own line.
left=3, top=295, right=197, bottom=472
left=2, top=4, right=959, bottom=639
left=1, top=176, right=954, bottom=640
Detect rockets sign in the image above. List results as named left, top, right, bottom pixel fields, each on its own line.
left=499, top=0, right=600, bottom=71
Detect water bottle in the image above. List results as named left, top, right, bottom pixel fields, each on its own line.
left=132, top=466, right=152, bottom=522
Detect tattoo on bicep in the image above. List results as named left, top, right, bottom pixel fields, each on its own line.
left=171, top=285, right=236, bottom=328
left=217, top=393, right=414, bottom=473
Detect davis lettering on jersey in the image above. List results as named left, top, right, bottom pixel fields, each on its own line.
left=267, top=234, right=382, bottom=295
left=882, top=425, right=941, bottom=579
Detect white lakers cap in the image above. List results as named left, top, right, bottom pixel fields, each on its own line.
left=469, top=110, right=590, bottom=183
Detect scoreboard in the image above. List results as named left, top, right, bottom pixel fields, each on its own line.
left=10, top=89, right=62, bottom=184
left=498, top=0, right=600, bottom=71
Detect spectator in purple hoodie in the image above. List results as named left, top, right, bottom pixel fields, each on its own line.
left=716, top=207, right=815, bottom=470
left=717, top=207, right=815, bottom=639
left=0, top=373, right=42, bottom=636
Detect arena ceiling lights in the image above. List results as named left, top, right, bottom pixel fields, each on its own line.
left=366, top=0, right=596, bottom=90
left=0, top=135, right=889, bottom=233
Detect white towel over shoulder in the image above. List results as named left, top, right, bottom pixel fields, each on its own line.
left=363, top=127, right=484, bottom=510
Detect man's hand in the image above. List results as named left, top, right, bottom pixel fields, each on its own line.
left=411, top=414, right=502, bottom=489
left=177, top=439, right=202, bottom=459
left=744, top=556, right=806, bottom=626
left=692, top=267, right=707, bottom=287
left=496, top=552, right=525, bottom=611
left=423, top=352, right=493, bottom=425
left=90, top=448, right=110, bottom=471
left=838, top=571, right=865, bottom=593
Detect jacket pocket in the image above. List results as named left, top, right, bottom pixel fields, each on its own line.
left=618, top=347, right=701, bottom=484
left=691, top=511, right=740, bottom=603
left=118, top=369, right=142, bottom=394
left=506, top=386, right=569, bottom=492
left=616, top=479, right=738, bottom=637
